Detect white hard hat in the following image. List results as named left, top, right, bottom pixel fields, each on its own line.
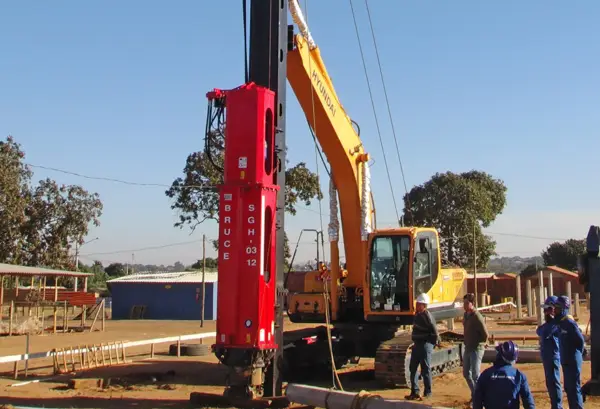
left=416, top=293, right=430, bottom=304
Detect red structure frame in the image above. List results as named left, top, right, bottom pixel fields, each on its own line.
left=213, top=83, right=279, bottom=352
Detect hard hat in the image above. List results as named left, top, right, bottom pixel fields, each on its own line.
left=555, top=295, right=571, bottom=310
left=416, top=293, right=430, bottom=304
left=542, top=295, right=559, bottom=309
left=496, top=341, right=519, bottom=364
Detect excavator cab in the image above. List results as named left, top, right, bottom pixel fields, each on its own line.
left=364, top=227, right=463, bottom=325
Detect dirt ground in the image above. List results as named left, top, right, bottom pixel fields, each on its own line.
left=0, top=312, right=597, bottom=409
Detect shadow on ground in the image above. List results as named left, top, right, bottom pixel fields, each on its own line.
left=48, top=358, right=227, bottom=388
left=0, top=396, right=193, bottom=409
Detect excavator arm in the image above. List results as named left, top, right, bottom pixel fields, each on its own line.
left=287, top=13, right=375, bottom=321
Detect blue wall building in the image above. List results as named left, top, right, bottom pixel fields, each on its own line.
left=107, top=271, right=218, bottom=320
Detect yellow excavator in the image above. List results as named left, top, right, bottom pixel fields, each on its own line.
left=281, top=1, right=468, bottom=387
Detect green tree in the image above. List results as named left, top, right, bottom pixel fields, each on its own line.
left=85, top=260, right=109, bottom=290
left=191, top=257, right=218, bottom=269
left=520, top=263, right=539, bottom=277
left=0, top=136, right=103, bottom=269
left=105, top=262, right=127, bottom=277
left=165, top=145, right=322, bottom=265
left=542, top=239, right=585, bottom=271
left=403, top=170, right=507, bottom=269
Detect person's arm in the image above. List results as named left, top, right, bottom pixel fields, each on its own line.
left=426, top=310, right=439, bottom=341
left=519, top=372, right=535, bottom=409
left=536, top=323, right=545, bottom=337
left=569, top=321, right=585, bottom=352
left=476, top=312, right=490, bottom=342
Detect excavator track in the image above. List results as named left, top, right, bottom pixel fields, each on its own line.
left=374, top=331, right=463, bottom=388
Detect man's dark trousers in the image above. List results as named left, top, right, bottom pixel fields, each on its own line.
left=409, top=341, right=433, bottom=396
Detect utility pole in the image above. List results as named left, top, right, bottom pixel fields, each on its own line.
left=473, top=221, right=478, bottom=307
left=74, top=237, right=99, bottom=270
left=201, top=234, right=206, bottom=328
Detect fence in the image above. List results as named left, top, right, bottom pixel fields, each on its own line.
left=0, top=331, right=217, bottom=379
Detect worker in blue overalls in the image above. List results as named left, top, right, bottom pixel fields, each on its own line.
left=536, top=295, right=562, bottom=409
left=473, top=340, right=535, bottom=409
left=555, top=295, right=584, bottom=409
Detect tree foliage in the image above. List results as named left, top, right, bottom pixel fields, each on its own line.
left=403, top=170, right=507, bottom=269
left=165, top=136, right=322, bottom=264
left=78, top=260, right=110, bottom=290
left=105, top=262, right=127, bottom=277
left=0, top=136, right=103, bottom=269
left=520, top=263, right=539, bottom=276
left=542, top=239, right=585, bottom=271
left=191, top=257, right=218, bottom=269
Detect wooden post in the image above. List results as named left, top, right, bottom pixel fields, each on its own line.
left=9, top=300, right=14, bottom=336
left=515, top=274, right=522, bottom=319
left=101, top=299, right=106, bottom=332
left=42, top=276, right=47, bottom=301
left=548, top=270, right=554, bottom=296
left=63, top=300, right=68, bottom=333
left=24, top=334, right=30, bottom=378
left=538, top=270, right=544, bottom=326
left=90, top=300, right=103, bottom=332
left=566, top=281, right=572, bottom=303
left=526, top=280, right=532, bottom=317
left=53, top=305, right=57, bottom=334
left=150, top=343, right=155, bottom=358
left=15, top=276, right=19, bottom=297
left=177, top=338, right=181, bottom=357
left=201, top=234, right=206, bottom=328
left=574, top=293, right=581, bottom=318
left=83, top=277, right=88, bottom=293
left=54, top=280, right=58, bottom=301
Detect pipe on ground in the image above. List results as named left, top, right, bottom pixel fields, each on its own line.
left=285, top=384, right=453, bottom=409
left=482, top=348, right=590, bottom=363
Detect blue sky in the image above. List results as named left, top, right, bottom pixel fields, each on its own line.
left=1, top=1, right=598, bottom=268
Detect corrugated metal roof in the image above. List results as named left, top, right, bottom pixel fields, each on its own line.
left=0, top=263, right=92, bottom=277
left=107, top=271, right=218, bottom=284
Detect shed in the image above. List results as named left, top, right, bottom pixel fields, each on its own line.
left=466, top=272, right=517, bottom=305
left=107, top=271, right=218, bottom=320
left=519, top=265, right=585, bottom=303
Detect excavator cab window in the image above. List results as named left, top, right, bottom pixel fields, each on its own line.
left=413, top=232, right=435, bottom=297
left=369, top=235, right=411, bottom=312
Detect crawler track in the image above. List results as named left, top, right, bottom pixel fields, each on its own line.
left=374, top=331, right=463, bottom=388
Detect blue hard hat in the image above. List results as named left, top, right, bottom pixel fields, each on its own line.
left=556, top=295, right=571, bottom=310
left=496, top=340, right=519, bottom=364
left=542, top=295, right=559, bottom=308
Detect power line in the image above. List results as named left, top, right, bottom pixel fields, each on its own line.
left=363, top=0, right=412, bottom=220
left=348, top=0, right=401, bottom=224
left=28, top=163, right=571, bottom=244
left=27, top=163, right=216, bottom=190
left=81, top=237, right=212, bottom=257
left=294, top=205, right=568, bottom=241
